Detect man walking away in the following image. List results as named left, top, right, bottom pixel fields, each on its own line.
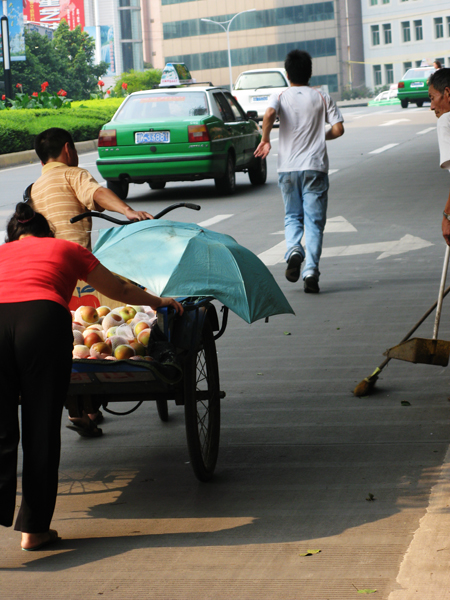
left=255, top=50, right=344, bottom=293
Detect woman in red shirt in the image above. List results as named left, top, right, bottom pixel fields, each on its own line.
left=0, top=203, right=183, bottom=552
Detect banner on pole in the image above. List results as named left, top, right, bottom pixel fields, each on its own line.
left=0, top=0, right=26, bottom=62
left=85, top=25, right=116, bottom=75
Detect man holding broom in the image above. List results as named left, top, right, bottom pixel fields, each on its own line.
left=353, top=69, right=450, bottom=397
left=428, top=68, right=450, bottom=245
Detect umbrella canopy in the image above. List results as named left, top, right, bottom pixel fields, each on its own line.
left=93, top=220, right=294, bottom=324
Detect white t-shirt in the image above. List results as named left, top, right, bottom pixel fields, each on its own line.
left=268, top=86, right=343, bottom=173
left=437, top=111, right=450, bottom=170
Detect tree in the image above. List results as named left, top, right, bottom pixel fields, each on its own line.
left=113, top=68, right=163, bottom=95
left=0, top=20, right=108, bottom=100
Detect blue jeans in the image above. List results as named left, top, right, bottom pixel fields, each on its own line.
left=278, top=170, right=329, bottom=280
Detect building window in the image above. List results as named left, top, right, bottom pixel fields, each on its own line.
left=373, top=65, right=382, bottom=86
left=371, top=25, right=380, bottom=46
left=414, top=20, right=423, bottom=41
left=383, top=23, right=392, bottom=44
left=447, top=16, right=450, bottom=37
left=385, top=64, right=394, bottom=84
left=435, top=17, right=444, bottom=39
left=370, top=0, right=378, bottom=5
left=403, top=61, right=412, bottom=72
left=402, top=21, right=411, bottom=43
left=382, top=0, right=389, bottom=3
left=435, top=57, right=445, bottom=67
left=415, top=60, right=422, bottom=67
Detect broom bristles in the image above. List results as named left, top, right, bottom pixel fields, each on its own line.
left=353, top=367, right=382, bottom=397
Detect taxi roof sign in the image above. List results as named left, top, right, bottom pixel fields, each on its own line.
left=159, top=63, right=196, bottom=87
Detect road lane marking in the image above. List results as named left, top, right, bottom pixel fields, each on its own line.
left=258, top=234, right=432, bottom=265
left=197, top=214, right=234, bottom=227
left=329, top=169, right=339, bottom=175
left=369, top=143, right=399, bottom=154
left=417, top=127, right=436, bottom=135
left=379, top=119, right=410, bottom=127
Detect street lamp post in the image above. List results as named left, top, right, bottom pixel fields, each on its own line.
left=201, top=9, right=256, bottom=92
left=1, top=14, right=13, bottom=100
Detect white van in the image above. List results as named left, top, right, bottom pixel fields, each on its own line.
left=233, top=68, right=289, bottom=121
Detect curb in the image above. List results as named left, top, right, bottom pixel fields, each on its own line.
left=0, top=139, right=98, bottom=170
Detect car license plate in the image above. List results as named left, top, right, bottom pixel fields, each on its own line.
left=135, top=131, right=170, bottom=144
left=410, top=82, right=424, bottom=88
left=252, top=96, right=268, bottom=102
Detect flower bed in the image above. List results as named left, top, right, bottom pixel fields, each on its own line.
left=0, top=98, right=123, bottom=155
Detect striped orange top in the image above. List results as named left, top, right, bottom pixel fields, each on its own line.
left=30, top=162, right=103, bottom=249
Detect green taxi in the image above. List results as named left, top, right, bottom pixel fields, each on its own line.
left=397, top=67, right=435, bottom=109
left=96, top=81, right=265, bottom=199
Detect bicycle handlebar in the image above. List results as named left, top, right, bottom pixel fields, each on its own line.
left=69, top=202, right=201, bottom=224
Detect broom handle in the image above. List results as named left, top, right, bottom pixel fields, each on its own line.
left=433, top=244, right=450, bottom=339
left=375, top=281, right=450, bottom=373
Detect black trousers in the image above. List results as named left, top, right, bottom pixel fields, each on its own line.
left=0, top=300, right=72, bottom=533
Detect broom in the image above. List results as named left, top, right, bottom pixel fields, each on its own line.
left=353, top=284, right=450, bottom=397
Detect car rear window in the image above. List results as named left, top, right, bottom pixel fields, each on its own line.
left=402, top=68, right=435, bottom=80
left=114, top=92, right=209, bottom=121
left=235, top=71, right=288, bottom=90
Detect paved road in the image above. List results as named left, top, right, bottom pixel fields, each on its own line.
left=1, top=104, right=450, bottom=599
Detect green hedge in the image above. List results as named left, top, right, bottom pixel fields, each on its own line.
left=0, top=98, right=123, bottom=155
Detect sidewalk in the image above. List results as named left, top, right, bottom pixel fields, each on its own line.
left=0, top=139, right=98, bottom=170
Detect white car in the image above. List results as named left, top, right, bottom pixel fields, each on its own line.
left=233, top=68, right=289, bottom=121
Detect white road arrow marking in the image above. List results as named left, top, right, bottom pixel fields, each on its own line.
left=258, top=234, right=433, bottom=266
left=321, top=234, right=433, bottom=260
left=270, top=216, right=357, bottom=236
left=379, top=119, right=410, bottom=127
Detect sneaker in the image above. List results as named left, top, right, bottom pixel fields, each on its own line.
left=304, top=276, right=320, bottom=294
left=285, top=252, right=303, bottom=282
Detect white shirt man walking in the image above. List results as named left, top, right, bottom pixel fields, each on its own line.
left=255, top=49, right=344, bottom=293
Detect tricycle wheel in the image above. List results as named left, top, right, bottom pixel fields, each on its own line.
left=156, top=399, right=169, bottom=422
left=184, top=319, right=220, bottom=482
left=107, top=179, right=129, bottom=200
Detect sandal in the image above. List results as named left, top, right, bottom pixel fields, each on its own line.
left=66, top=417, right=103, bottom=438
left=22, top=529, right=61, bottom=552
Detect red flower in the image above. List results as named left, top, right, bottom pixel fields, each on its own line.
left=121, top=82, right=128, bottom=90
left=98, top=80, right=105, bottom=87
left=32, top=92, right=38, bottom=97
left=1, top=95, right=5, bottom=100
left=41, top=81, right=49, bottom=92
left=107, top=90, right=111, bottom=95
left=57, top=89, right=67, bottom=97
left=16, top=83, right=22, bottom=89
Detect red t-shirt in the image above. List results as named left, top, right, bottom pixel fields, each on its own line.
left=0, top=237, right=100, bottom=311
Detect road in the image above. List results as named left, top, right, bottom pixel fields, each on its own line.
left=1, top=103, right=450, bottom=599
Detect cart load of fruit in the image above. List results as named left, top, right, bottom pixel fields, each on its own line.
left=71, top=305, right=157, bottom=361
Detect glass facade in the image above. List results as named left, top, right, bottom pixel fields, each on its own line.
left=166, top=38, right=337, bottom=72
left=118, top=0, right=143, bottom=72
left=163, top=3, right=334, bottom=40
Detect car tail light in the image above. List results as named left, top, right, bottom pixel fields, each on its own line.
left=398, top=82, right=405, bottom=89
left=98, top=129, right=117, bottom=147
left=188, top=125, right=210, bottom=143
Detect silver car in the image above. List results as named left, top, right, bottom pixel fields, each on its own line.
left=233, top=68, right=289, bottom=121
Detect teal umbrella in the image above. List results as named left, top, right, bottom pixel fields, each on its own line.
left=93, top=220, right=294, bottom=324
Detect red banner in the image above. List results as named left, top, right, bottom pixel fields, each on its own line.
left=24, top=0, right=85, bottom=30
